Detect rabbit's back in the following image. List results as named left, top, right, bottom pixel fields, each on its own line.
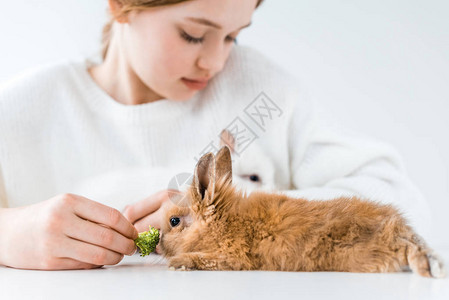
left=230, top=193, right=412, bottom=271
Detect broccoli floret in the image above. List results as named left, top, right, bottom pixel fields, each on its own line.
left=134, top=226, right=160, bottom=257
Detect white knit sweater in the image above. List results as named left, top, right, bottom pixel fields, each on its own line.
left=0, top=45, right=431, bottom=237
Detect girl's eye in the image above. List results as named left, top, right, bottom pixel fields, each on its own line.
left=226, top=36, right=237, bottom=43
left=180, top=31, right=236, bottom=44
left=170, top=217, right=181, bottom=227
left=181, top=31, right=204, bottom=44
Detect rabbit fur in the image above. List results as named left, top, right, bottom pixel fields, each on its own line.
left=159, top=146, right=445, bottom=278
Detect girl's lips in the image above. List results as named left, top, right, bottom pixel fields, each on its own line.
left=181, top=78, right=208, bottom=90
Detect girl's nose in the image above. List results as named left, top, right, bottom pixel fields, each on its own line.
left=197, top=46, right=226, bottom=75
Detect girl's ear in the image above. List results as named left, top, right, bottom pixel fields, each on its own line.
left=108, top=0, right=128, bottom=23
left=192, top=152, right=216, bottom=206
left=215, top=146, right=232, bottom=184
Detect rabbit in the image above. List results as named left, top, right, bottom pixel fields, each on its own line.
left=158, top=146, right=446, bottom=277
left=219, top=129, right=275, bottom=193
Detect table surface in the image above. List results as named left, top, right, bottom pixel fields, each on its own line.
left=1, top=248, right=448, bottom=300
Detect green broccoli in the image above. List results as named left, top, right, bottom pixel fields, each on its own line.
left=134, top=226, right=160, bottom=257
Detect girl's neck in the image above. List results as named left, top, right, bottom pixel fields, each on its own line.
left=87, top=27, right=164, bottom=106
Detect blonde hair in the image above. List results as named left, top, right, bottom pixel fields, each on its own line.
left=101, top=0, right=265, bottom=60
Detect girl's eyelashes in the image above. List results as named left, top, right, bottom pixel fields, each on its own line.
left=180, top=30, right=236, bottom=44
left=180, top=30, right=203, bottom=44
left=226, top=36, right=237, bottom=43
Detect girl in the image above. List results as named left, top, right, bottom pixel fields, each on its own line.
left=0, top=0, right=430, bottom=270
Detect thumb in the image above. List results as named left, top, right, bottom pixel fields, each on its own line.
left=123, top=190, right=168, bottom=224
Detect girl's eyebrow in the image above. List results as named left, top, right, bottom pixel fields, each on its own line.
left=186, top=17, right=252, bottom=31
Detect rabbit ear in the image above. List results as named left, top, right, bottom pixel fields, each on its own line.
left=192, top=152, right=216, bottom=206
left=215, top=146, right=232, bottom=184
left=219, top=129, right=235, bottom=153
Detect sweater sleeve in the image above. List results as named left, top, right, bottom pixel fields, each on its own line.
left=279, top=92, right=431, bottom=238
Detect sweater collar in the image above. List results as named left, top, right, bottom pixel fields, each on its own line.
left=68, top=57, right=202, bottom=124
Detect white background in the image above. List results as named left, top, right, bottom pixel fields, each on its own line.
left=0, top=0, right=448, bottom=247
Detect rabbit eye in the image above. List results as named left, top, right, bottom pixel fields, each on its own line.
left=249, top=175, right=260, bottom=182
left=170, top=217, right=181, bottom=227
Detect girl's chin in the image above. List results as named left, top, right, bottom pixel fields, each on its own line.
left=165, top=93, right=196, bottom=102
left=159, top=80, right=199, bottom=102
left=171, top=89, right=198, bottom=102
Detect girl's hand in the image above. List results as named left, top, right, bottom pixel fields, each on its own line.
left=0, top=193, right=138, bottom=270
left=123, top=189, right=181, bottom=255
left=122, top=189, right=180, bottom=232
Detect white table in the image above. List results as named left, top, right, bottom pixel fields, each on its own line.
left=1, top=249, right=448, bottom=300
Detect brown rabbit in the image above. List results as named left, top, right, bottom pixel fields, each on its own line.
left=159, top=146, right=445, bottom=277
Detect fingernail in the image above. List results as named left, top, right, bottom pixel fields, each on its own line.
left=129, top=246, right=137, bottom=256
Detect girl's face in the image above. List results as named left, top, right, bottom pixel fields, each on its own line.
left=121, top=0, right=259, bottom=101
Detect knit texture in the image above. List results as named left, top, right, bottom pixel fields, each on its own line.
left=0, top=45, right=431, bottom=237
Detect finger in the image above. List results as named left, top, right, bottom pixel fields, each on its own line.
left=64, top=215, right=137, bottom=256
left=133, top=208, right=165, bottom=232
left=123, top=190, right=174, bottom=224
left=71, top=195, right=138, bottom=240
left=52, top=258, right=103, bottom=270
left=60, top=236, right=125, bottom=266
left=123, top=190, right=168, bottom=224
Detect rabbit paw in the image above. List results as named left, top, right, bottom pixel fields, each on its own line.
left=168, top=255, right=196, bottom=271
left=169, top=265, right=191, bottom=271
left=428, top=253, right=446, bottom=278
